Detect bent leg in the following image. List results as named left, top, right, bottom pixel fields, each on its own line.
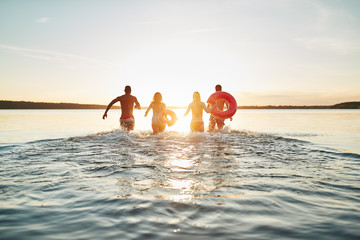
left=209, top=115, right=215, bottom=132
left=216, top=119, right=225, bottom=130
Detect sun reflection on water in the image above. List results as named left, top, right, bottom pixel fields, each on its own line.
left=168, top=178, right=195, bottom=202
left=170, top=159, right=194, bottom=172
left=165, top=155, right=198, bottom=202
left=168, top=178, right=194, bottom=191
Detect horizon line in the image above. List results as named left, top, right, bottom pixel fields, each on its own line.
left=1, top=100, right=359, bottom=109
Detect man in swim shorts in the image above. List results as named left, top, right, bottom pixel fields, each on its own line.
left=208, top=84, right=228, bottom=132
left=103, top=85, right=141, bottom=131
left=184, top=92, right=214, bottom=132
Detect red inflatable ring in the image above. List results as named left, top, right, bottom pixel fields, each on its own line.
left=158, top=109, right=178, bottom=126
left=207, top=91, right=237, bottom=119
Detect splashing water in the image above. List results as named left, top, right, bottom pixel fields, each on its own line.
left=1, top=129, right=359, bottom=239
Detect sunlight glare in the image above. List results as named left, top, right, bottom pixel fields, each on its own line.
left=171, top=159, right=194, bottom=170
left=168, top=109, right=210, bottom=133
left=119, top=41, right=244, bottom=107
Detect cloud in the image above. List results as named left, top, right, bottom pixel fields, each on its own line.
left=234, top=91, right=360, bottom=106
left=293, top=2, right=360, bottom=55
left=294, top=37, right=360, bottom=55
left=134, top=20, right=164, bottom=25
left=35, top=17, right=50, bottom=23
left=0, top=43, right=117, bottom=68
left=186, top=28, right=224, bottom=34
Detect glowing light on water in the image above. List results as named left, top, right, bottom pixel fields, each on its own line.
left=170, top=159, right=194, bottom=172
left=168, top=178, right=195, bottom=202
left=168, top=178, right=194, bottom=191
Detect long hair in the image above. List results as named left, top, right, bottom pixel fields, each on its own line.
left=193, top=91, right=201, bottom=102
left=152, top=92, right=163, bottom=103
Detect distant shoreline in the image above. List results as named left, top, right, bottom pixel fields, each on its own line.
left=0, top=100, right=359, bottom=109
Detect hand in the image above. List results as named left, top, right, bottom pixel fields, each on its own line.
left=102, top=113, right=107, bottom=119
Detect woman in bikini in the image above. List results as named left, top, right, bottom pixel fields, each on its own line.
left=184, top=91, right=214, bottom=132
left=145, top=92, right=167, bottom=134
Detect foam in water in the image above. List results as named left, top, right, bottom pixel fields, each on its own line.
left=1, top=129, right=359, bottom=239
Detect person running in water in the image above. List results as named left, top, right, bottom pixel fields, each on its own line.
left=103, top=85, right=141, bottom=131
left=208, top=84, right=228, bottom=132
left=144, top=92, right=167, bottom=134
left=184, top=91, right=214, bottom=132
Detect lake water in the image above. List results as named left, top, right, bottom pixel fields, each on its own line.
left=0, top=109, right=359, bottom=239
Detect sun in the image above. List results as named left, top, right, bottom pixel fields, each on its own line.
left=111, top=39, right=243, bottom=108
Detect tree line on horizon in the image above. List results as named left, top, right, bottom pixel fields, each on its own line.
left=0, top=100, right=359, bottom=109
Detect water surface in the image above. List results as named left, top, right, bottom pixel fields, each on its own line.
left=0, top=110, right=359, bottom=239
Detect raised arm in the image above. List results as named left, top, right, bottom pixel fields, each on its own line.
left=144, top=103, right=152, bottom=117
left=184, top=104, right=191, bottom=117
left=134, top=97, right=141, bottom=110
left=103, top=98, right=119, bottom=119
left=203, top=102, right=215, bottom=113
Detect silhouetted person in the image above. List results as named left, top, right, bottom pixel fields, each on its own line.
left=184, top=91, right=214, bottom=132
left=145, top=92, right=166, bottom=134
left=103, top=85, right=141, bottom=131
left=208, top=84, right=228, bottom=131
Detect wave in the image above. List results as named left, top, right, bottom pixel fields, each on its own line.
left=2, top=127, right=360, bottom=240
left=68, top=128, right=298, bottom=142
left=0, top=143, right=21, bottom=151
left=62, top=129, right=320, bottom=165
left=26, top=138, right=66, bottom=144
left=2, top=128, right=358, bottom=160
left=310, top=148, right=360, bottom=159
left=0, top=138, right=66, bottom=152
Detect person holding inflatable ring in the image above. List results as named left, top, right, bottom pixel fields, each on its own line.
left=159, top=109, right=178, bottom=127
left=207, top=84, right=235, bottom=132
left=208, top=85, right=226, bottom=131
left=145, top=92, right=167, bottom=134
left=184, top=91, right=215, bottom=132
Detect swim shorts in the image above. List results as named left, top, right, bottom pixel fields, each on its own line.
left=120, top=115, right=135, bottom=131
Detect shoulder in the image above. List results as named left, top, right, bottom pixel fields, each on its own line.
left=195, top=101, right=204, bottom=106
left=131, top=95, right=138, bottom=101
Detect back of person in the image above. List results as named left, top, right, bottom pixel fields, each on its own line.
left=215, top=99, right=226, bottom=111
left=118, top=94, right=138, bottom=118
left=145, top=92, right=167, bottom=134
left=184, top=91, right=214, bottom=132
left=151, top=101, right=164, bottom=114
left=151, top=101, right=166, bottom=123
left=102, top=85, right=141, bottom=131
left=209, top=84, right=227, bottom=132
left=190, top=101, right=205, bottom=122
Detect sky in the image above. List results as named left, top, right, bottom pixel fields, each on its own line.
left=0, top=0, right=359, bottom=106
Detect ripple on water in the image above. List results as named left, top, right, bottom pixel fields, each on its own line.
left=1, top=130, right=359, bottom=239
